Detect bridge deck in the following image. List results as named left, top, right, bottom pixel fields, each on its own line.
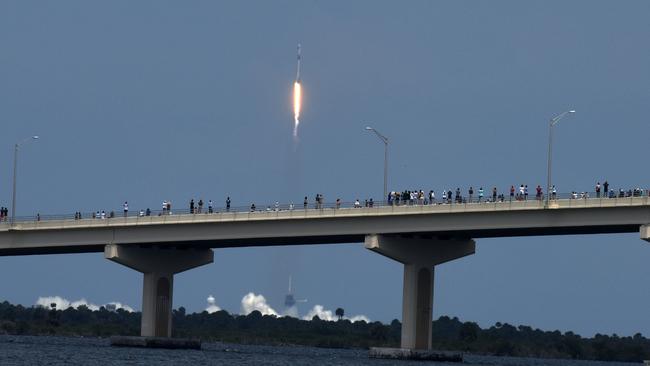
left=1, top=196, right=648, bottom=232
left=0, top=196, right=649, bottom=256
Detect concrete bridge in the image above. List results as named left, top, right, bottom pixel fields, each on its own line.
left=1, top=195, right=650, bottom=351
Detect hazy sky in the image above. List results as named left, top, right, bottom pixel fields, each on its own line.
left=1, top=1, right=649, bottom=336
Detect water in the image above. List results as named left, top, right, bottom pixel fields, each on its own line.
left=0, top=335, right=640, bottom=366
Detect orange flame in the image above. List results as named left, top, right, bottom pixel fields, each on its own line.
left=293, top=81, right=301, bottom=137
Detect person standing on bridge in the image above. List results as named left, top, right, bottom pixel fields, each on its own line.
left=478, top=187, right=484, bottom=202
left=596, top=182, right=601, bottom=198
left=303, top=196, right=308, bottom=209
left=510, top=186, right=515, bottom=201
left=492, top=187, right=497, bottom=202
left=226, top=197, right=231, bottom=211
left=468, top=187, right=474, bottom=203
left=198, top=199, right=203, bottom=214
left=208, top=200, right=213, bottom=214
left=552, top=185, right=557, bottom=199
left=189, top=199, right=195, bottom=214
left=123, top=202, right=128, bottom=217
left=604, top=181, right=609, bottom=197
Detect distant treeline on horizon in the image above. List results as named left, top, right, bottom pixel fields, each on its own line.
left=0, top=300, right=648, bottom=363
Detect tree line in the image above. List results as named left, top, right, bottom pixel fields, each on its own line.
left=0, top=300, right=648, bottom=362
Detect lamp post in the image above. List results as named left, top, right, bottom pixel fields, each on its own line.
left=546, top=111, right=575, bottom=207
left=365, top=126, right=388, bottom=202
left=11, top=136, right=39, bottom=225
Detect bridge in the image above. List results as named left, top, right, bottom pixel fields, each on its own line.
left=1, top=194, right=650, bottom=350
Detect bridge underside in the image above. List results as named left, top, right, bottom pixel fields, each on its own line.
left=0, top=224, right=643, bottom=256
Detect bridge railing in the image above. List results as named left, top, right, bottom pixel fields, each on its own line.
left=0, top=189, right=648, bottom=226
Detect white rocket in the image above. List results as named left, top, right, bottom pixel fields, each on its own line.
left=296, top=43, right=301, bottom=82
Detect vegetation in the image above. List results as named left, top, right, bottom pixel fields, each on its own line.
left=0, top=301, right=648, bottom=362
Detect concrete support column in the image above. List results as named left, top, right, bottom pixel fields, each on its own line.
left=105, top=244, right=213, bottom=337
left=365, top=235, right=475, bottom=350
left=401, top=263, right=434, bottom=349
left=641, top=225, right=650, bottom=242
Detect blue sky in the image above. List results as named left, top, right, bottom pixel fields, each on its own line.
left=1, top=1, right=649, bottom=336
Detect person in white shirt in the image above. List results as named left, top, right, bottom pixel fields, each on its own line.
left=123, top=202, right=129, bottom=217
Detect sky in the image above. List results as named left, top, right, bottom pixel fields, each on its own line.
left=1, top=0, right=650, bottom=337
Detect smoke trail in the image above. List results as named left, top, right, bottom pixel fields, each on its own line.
left=36, top=295, right=134, bottom=312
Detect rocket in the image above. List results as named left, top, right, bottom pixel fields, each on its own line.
left=292, top=43, right=303, bottom=139
left=295, top=43, right=301, bottom=82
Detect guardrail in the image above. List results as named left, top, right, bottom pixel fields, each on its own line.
left=0, top=189, right=648, bottom=226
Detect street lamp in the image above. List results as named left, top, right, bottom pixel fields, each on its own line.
left=365, top=126, right=388, bottom=202
left=11, top=136, right=39, bottom=225
left=546, top=110, right=575, bottom=207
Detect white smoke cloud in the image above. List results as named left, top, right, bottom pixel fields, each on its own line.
left=303, top=305, right=335, bottom=321
left=36, top=296, right=133, bottom=312
left=240, top=292, right=278, bottom=316
left=237, top=292, right=368, bottom=323
left=302, top=304, right=369, bottom=323
left=346, top=314, right=371, bottom=323
left=205, top=295, right=221, bottom=313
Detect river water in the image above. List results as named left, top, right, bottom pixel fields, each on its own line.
left=0, top=335, right=640, bottom=366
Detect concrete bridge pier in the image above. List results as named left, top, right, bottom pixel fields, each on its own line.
left=104, top=244, right=213, bottom=337
left=365, top=235, right=475, bottom=351
left=640, top=225, right=650, bottom=242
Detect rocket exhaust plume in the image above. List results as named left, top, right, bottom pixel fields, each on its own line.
left=293, top=81, right=301, bottom=138
left=293, top=43, right=302, bottom=138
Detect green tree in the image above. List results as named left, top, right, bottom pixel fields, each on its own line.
left=335, top=308, right=344, bottom=320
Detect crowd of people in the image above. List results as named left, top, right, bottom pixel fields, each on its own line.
left=3, top=180, right=649, bottom=223
left=383, top=181, right=647, bottom=206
